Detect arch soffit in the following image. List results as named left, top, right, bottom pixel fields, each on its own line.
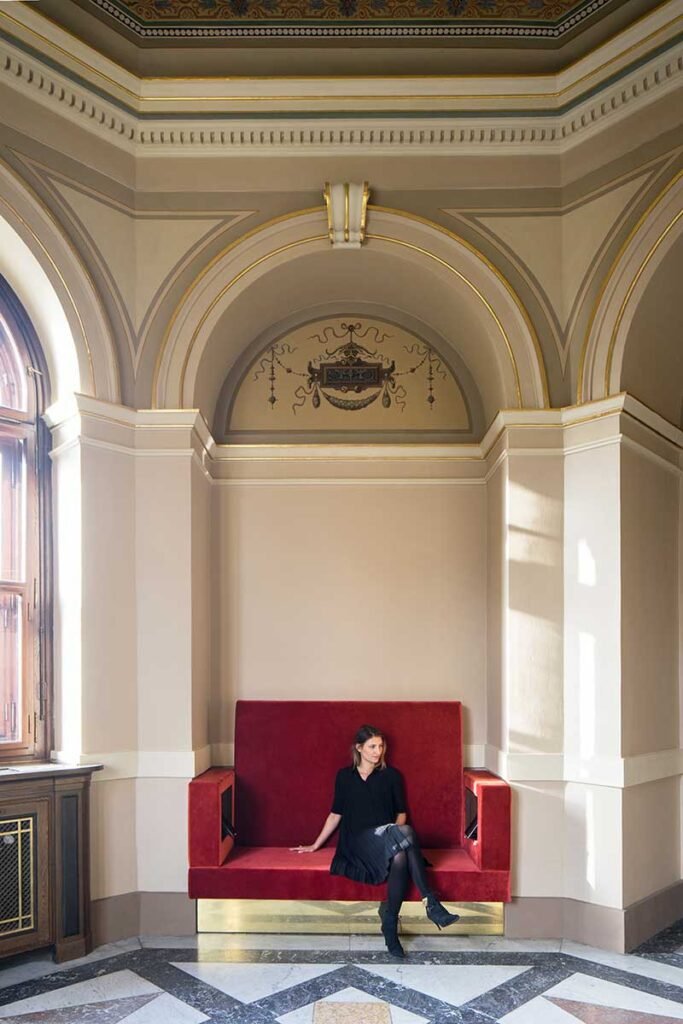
left=213, top=302, right=486, bottom=441
left=0, top=159, right=120, bottom=406
left=154, top=206, right=549, bottom=415
left=578, top=171, right=683, bottom=404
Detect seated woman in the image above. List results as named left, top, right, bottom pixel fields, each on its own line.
left=291, top=723, right=459, bottom=957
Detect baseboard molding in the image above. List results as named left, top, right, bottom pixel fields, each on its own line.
left=505, top=898, right=625, bottom=951
left=506, top=882, right=683, bottom=953
left=92, top=892, right=196, bottom=946
left=91, top=893, right=141, bottom=946
left=624, top=879, right=683, bottom=951
left=92, top=884, right=683, bottom=952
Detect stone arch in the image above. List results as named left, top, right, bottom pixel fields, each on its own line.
left=578, top=172, right=683, bottom=406
left=0, top=159, right=120, bottom=406
left=153, top=206, right=548, bottom=424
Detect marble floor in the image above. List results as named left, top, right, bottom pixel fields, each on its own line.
left=1, top=921, right=682, bottom=1023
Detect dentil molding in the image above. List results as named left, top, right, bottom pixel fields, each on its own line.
left=0, top=34, right=681, bottom=154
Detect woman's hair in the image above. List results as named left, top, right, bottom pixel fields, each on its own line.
left=351, top=724, right=387, bottom=770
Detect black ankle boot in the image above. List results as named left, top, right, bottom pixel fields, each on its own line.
left=423, top=894, right=460, bottom=930
left=378, top=902, right=405, bottom=957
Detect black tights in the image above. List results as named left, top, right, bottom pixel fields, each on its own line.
left=386, top=825, right=431, bottom=916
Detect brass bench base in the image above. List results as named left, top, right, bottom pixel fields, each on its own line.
left=197, top=899, right=503, bottom=935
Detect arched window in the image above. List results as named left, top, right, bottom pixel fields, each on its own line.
left=0, top=277, right=51, bottom=761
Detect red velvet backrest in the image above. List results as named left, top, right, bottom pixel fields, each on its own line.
left=234, top=700, right=463, bottom=848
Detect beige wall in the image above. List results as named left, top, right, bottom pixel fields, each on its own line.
left=90, top=779, right=137, bottom=901
left=81, top=445, right=138, bottom=756
left=136, top=455, right=193, bottom=754
left=191, top=458, right=212, bottom=752
left=620, top=445, right=679, bottom=757
left=213, top=479, right=487, bottom=752
left=623, top=777, right=681, bottom=906
left=486, top=461, right=505, bottom=753
left=512, top=782, right=565, bottom=898
left=564, top=442, right=622, bottom=765
left=506, top=452, right=564, bottom=754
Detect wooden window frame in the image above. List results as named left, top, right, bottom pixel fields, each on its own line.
left=0, top=277, right=52, bottom=763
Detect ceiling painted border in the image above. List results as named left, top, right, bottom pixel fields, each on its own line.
left=92, top=0, right=624, bottom=39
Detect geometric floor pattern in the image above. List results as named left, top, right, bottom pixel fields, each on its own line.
left=0, top=919, right=682, bottom=1023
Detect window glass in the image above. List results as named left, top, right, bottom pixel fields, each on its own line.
left=0, top=315, right=28, bottom=412
left=0, top=592, right=23, bottom=745
left=0, top=438, right=26, bottom=583
left=0, top=283, right=48, bottom=761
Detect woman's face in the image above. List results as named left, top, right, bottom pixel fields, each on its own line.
left=357, top=735, right=384, bottom=766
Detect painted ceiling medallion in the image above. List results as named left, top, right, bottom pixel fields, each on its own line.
left=88, top=0, right=619, bottom=38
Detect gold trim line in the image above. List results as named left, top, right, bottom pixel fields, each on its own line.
left=154, top=204, right=546, bottom=410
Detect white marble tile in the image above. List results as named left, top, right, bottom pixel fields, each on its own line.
left=561, top=940, right=683, bottom=987
left=349, top=933, right=560, bottom=953
left=0, top=953, right=61, bottom=991
left=501, top=970, right=683, bottom=1022
left=276, top=986, right=429, bottom=1024
left=0, top=969, right=159, bottom=1017
left=406, top=936, right=562, bottom=953
left=143, top=933, right=350, bottom=952
left=0, top=937, right=143, bottom=991
left=88, top=938, right=144, bottom=958
left=171, top=962, right=342, bottom=1003
left=59, top=937, right=143, bottom=971
left=140, top=935, right=201, bottom=949
left=122, top=992, right=209, bottom=1023
left=348, top=935, right=389, bottom=952
left=359, top=964, right=531, bottom=1007
left=499, top=997, right=581, bottom=1023
left=200, top=934, right=350, bottom=952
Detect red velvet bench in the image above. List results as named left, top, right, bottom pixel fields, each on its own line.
left=188, top=700, right=511, bottom=931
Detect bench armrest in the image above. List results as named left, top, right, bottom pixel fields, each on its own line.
left=188, top=767, right=235, bottom=867
left=463, top=768, right=510, bottom=871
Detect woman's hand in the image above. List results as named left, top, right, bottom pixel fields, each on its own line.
left=291, top=813, right=341, bottom=854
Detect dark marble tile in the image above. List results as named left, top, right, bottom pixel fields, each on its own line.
left=634, top=919, right=683, bottom=957
left=0, top=959, right=144, bottom=1010
left=253, top=965, right=352, bottom=1016
left=124, top=958, right=247, bottom=1019
left=0, top=994, right=155, bottom=1023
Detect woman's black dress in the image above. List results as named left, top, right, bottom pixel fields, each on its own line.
left=329, top=765, right=407, bottom=885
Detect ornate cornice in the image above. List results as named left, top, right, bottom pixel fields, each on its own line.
left=0, top=0, right=681, bottom=153
left=1, top=34, right=680, bottom=153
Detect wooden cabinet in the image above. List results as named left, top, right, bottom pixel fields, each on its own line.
left=0, top=765, right=100, bottom=962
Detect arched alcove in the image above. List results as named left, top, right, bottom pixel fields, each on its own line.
left=620, top=231, right=683, bottom=428
left=0, top=160, right=120, bottom=407
left=578, top=173, right=683, bottom=410
left=0, top=162, right=124, bottom=773
left=153, top=207, right=548, bottom=428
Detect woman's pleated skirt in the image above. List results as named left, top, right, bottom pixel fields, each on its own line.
left=330, top=824, right=410, bottom=886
